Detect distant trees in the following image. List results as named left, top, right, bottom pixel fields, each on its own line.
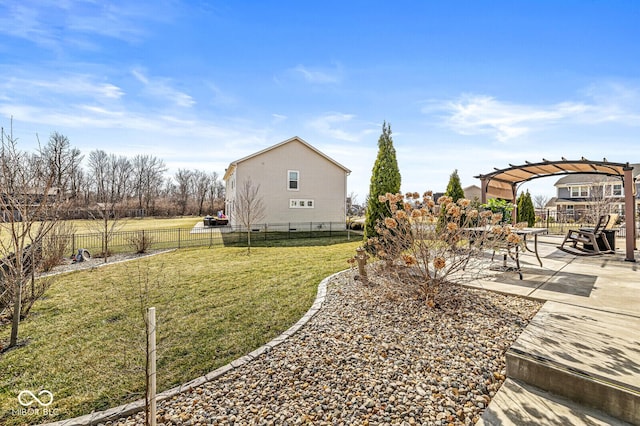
left=364, top=121, right=401, bottom=242
left=0, top=127, right=226, bottom=220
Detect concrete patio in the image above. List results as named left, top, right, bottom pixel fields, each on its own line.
left=470, top=235, right=640, bottom=425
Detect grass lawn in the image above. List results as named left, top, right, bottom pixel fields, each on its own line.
left=69, top=216, right=202, bottom=233
left=0, top=240, right=361, bottom=425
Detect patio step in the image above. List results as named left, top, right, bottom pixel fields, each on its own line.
left=504, top=301, right=640, bottom=425
left=478, top=378, right=631, bottom=426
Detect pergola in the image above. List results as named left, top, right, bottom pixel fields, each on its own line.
left=475, top=158, right=636, bottom=262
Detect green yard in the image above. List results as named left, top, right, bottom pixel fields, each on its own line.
left=0, top=241, right=361, bottom=425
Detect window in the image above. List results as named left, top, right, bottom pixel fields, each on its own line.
left=612, top=184, right=623, bottom=197
left=570, top=186, right=588, bottom=197
left=288, top=170, right=299, bottom=190
left=289, top=199, right=314, bottom=209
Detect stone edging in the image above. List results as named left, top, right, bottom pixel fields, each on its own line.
left=40, top=270, right=344, bottom=426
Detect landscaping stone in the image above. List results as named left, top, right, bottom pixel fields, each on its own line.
left=103, top=271, right=540, bottom=425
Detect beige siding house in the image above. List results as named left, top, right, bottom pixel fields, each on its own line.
left=223, top=137, right=351, bottom=228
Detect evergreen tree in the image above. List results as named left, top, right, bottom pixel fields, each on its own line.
left=445, top=169, right=465, bottom=201
left=517, top=190, right=536, bottom=226
left=364, top=122, right=401, bottom=241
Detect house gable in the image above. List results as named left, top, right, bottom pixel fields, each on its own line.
left=224, top=137, right=350, bottom=226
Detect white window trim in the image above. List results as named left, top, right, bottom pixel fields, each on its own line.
left=609, top=183, right=623, bottom=197
left=570, top=185, right=589, bottom=198
left=288, top=170, right=300, bottom=191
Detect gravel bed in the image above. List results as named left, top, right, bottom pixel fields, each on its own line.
left=108, top=271, right=541, bottom=426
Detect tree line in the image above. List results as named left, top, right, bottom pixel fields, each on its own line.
left=9, top=129, right=225, bottom=218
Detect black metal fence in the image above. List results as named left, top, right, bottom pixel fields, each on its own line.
left=531, top=217, right=630, bottom=237
left=49, top=222, right=356, bottom=256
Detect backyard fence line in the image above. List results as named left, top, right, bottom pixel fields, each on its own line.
left=531, top=221, right=629, bottom=237
left=45, top=221, right=355, bottom=257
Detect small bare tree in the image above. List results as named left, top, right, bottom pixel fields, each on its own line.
left=236, top=178, right=265, bottom=254
left=587, top=177, right=618, bottom=224
left=346, top=192, right=358, bottom=239
left=533, top=194, right=549, bottom=218
left=1, top=122, right=67, bottom=349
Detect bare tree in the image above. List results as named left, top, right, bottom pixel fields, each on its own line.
left=533, top=195, right=549, bottom=212
left=173, top=168, right=193, bottom=216
left=132, top=155, right=167, bottom=215
left=1, top=122, right=66, bottom=348
left=192, top=170, right=211, bottom=216
left=587, top=176, right=618, bottom=224
left=532, top=194, right=549, bottom=223
left=87, top=151, right=131, bottom=262
left=88, top=149, right=109, bottom=202
left=40, top=131, right=82, bottom=196
left=346, top=192, right=358, bottom=239
left=236, top=178, right=265, bottom=254
left=207, top=171, right=224, bottom=214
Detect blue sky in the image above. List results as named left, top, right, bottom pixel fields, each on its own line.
left=1, top=1, right=640, bottom=202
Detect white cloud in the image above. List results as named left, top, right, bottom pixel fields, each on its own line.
left=131, top=69, right=195, bottom=108
left=437, top=94, right=590, bottom=141
left=272, top=113, right=287, bottom=123
left=430, top=84, right=640, bottom=142
left=308, top=112, right=376, bottom=142
left=0, top=74, right=124, bottom=101
left=0, top=1, right=175, bottom=48
left=292, top=64, right=342, bottom=84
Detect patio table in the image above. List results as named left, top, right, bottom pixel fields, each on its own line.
left=462, top=227, right=547, bottom=279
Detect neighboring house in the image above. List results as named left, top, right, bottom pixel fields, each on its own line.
left=1, top=187, right=64, bottom=222
left=223, top=137, right=351, bottom=228
left=463, top=184, right=482, bottom=202
left=552, top=164, right=640, bottom=221
left=543, top=197, right=558, bottom=221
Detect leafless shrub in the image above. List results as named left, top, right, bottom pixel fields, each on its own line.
left=128, top=231, right=155, bottom=254
left=41, top=222, right=76, bottom=272
left=365, top=191, right=518, bottom=306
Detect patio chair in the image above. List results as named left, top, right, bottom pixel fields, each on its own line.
left=558, top=214, right=614, bottom=256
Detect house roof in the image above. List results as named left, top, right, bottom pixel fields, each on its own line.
left=223, top=136, right=351, bottom=181
left=545, top=197, right=558, bottom=208
left=475, top=158, right=635, bottom=199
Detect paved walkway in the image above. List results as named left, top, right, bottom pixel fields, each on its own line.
left=471, top=235, right=640, bottom=425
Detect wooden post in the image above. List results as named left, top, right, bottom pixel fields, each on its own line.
left=623, top=165, right=636, bottom=261
left=356, top=247, right=368, bottom=284
left=147, top=307, right=157, bottom=426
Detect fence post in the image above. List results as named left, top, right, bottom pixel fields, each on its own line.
left=546, top=209, right=550, bottom=229
left=309, top=222, right=312, bottom=238
left=264, top=223, right=267, bottom=241
left=178, top=229, right=181, bottom=249
left=147, top=307, right=157, bottom=426
left=72, top=233, right=76, bottom=255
